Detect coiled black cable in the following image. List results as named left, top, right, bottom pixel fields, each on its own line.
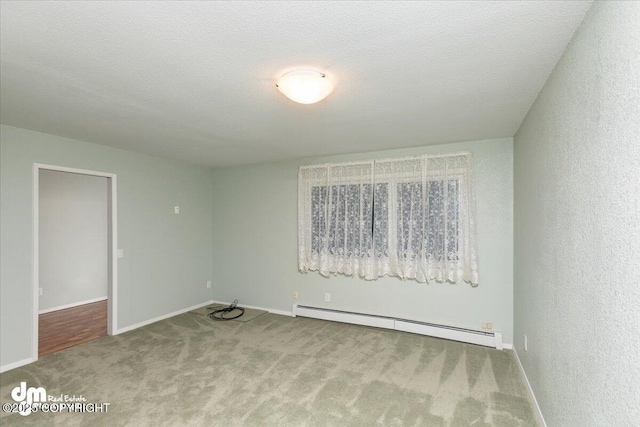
left=207, top=299, right=245, bottom=321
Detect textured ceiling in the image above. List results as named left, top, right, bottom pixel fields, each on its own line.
left=0, top=1, right=592, bottom=168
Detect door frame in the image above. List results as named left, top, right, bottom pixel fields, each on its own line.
left=32, top=163, right=118, bottom=361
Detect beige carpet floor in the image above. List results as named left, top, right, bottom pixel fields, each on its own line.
left=0, top=312, right=538, bottom=426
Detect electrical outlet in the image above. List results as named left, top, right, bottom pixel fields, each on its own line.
left=39, top=288, right=43, bottom=296
left=482, top=322, right=493, bottom=330
left=117, top=249, right=124, bottom=258
left=523, top=334, right=528, bottom=352
left=206, top=281, right=212, bottom=289
left=324, top=293, right=331, bottom=302
left=174, top=206, right=180, bottom=214
left=293, top=291, right=298, bottom=299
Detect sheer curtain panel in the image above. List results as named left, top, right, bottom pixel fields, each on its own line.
left=298, top=152, right=478, bottom=286
left=298, top=161, right=375, bottom=278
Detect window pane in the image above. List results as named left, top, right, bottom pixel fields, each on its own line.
left=313, top=180, right=459, bottom=262
left=390, top=179, right=460, bottom=262
left=426, top=180, right=444, bottom=260
left=327, top=185, right=344, bottom=255
left=311, top=186, right=328, bottom=254
left=312, top=184, right=368, bottom=258
left=373, top=183, right=389, bottom=258
left=397, top=182, right=423, bottom=260
left=361, top=184, right=373, bottom=258
left=446, top=179, right=459, bottom=260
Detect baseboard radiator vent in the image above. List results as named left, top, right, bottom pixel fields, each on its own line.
left=292, top=304, right=503, bottom=350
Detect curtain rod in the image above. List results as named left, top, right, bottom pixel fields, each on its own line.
left=299, top=151, right=471, bottom=170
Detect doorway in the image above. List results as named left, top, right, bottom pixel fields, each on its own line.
left=33, top=164, right=117, bottom=360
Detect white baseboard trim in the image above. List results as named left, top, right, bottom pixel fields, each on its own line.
left=0, top=357, right=35, bottom=374
left=2, top=300, right=283, bottom=373
left=211, top=300, right=293, bottom=317
left=39, top=296, right=108, bottom=314
left=116, top=300, right=215, bottom=334
left=513, top=348, right=547, bottom=427
left=503, top=343, right=513, bottom=350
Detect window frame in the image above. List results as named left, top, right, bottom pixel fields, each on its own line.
left=308, top=170, right=466, bottom=261
left=298, top=152, right=478, bottom=285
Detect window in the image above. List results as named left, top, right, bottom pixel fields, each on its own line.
left=395, top=179, right=460, bottom=262
left=310, top=184, right=372, bottom=257
left=298, top=153, right=478, bottom=285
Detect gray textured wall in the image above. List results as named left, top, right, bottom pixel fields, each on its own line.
left=514, top=2, right=640, bottom=425
left=211, top=138, right=515, bottom=343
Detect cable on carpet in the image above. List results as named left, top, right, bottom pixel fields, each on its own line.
left=207, top=299, right=245, bottom=321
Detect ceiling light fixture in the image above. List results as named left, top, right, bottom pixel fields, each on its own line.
left=276, top=70, right=334, bottom=104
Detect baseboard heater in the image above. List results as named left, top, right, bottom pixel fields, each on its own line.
left=292, top=304, right=503, bottom=350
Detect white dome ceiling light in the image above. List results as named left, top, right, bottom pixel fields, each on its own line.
left=276, top=70, right=334, bottom=104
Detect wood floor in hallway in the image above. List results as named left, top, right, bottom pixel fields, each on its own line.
left=38, top=300, right=107, bottom=357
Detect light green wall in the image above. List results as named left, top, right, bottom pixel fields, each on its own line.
left=0, top=125, right=214, bottom=367
left=514, top=2, right=640, bottom=425
left=39, top=170, right=108, bottom=310
left=211, top=138, right=514, bottom=343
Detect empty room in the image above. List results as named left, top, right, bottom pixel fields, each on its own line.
left=0, top=1, right=638, bottom=426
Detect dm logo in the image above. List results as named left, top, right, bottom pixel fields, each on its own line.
left=11, top=382, right=46, bottom=416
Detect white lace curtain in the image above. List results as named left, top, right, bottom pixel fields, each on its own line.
left=298, top=152, right=478, bottom=285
